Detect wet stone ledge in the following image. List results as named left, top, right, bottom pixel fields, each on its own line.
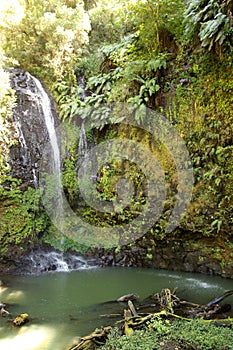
left=92, top=231, right=233, bottom=279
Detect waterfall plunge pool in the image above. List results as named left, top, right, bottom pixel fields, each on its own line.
left=0, top=267, right=233, bottom=350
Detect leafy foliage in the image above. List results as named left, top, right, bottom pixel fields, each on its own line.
left=0, top=0, right=233, bottom=263
left=0, top=0, right=91, bottom=89
left=0, top=179, right=49, bottom=254
left=59, top=0, right=232, bottom=241
left=184, top=0, right=233, bottom=53
left=125, top=0, right=184, bottom=55
left=101, top=318, right=233, bottom=350
left=176, top=53, right=233, bottom=235
left=52, top=79, right=84, bottom=121
left=88, top=0, right=130, bottom=46
left=0, top=52, right=16, bottom=177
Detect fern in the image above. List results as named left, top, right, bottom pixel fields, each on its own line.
left=147, top=54, right=167, bottom=72
left=184, top=0, right=232, bottom=52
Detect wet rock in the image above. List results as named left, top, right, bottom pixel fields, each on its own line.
left=90, top=231, right=233, bottom=279
left=7, top=68, right=59, bottom=188
left=13, top=313, right=29, bottom=326
left=12, top=246, right=96, bottom=274
left=1, top=308, right=10, bottom=317
left=0, top=302, right=6, bottom=309
left=0, top=302, right=11, bottom=317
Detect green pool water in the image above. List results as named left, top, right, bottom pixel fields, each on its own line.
left=0, top=267, right=232, bottom=350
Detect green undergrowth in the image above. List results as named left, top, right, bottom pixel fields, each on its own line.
left=0, top=0, right=232, bottom=262
left=101, top=318, right=233, bottom=350
left=175, top=53, right=233, bottom=236
left=0, top=177, right=49, bottom=255
left=0, top=175, right=90, bottom=256
left=42, top=227, right=90, bottom=254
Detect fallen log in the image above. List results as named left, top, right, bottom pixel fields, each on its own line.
left=67, top=288, right=233, bottom=350
left=117, top=293, right=139, bottom=303
left=68, top=326, right=112, bottom=350
left=207, top=290, right=233, bottom=307
left=153, top=288, right=180, bottom=313
left=128, top=300, right=138, bottom=317
left=183, top=290, right=233, bottom=319
left=100, top=313, right=122, bottom=318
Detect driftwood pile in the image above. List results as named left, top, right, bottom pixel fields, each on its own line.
left=68, top=288, right=233, bottom=350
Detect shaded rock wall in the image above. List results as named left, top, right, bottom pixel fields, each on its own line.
left=93, top=231, right=233, bottom=279
left=0, top=69, right=60, bottom=273
left=8, top=68, right=59, bottom=189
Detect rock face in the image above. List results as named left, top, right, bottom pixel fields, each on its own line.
left=92, top=231, right=233, bottom=279
left=8, top=68, right=59, bottom=189
left=1, top=69, right=232, bottom=279
left=0, top=69, right=61, bottom=273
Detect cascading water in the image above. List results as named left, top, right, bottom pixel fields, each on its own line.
left=76, top=76, right=88, bottom=166
left=78, top=75, right=86, bottom=102
left=9, top=69, right=63, bottom=198
left=78, top=122, right=88, bottom=158
left=31, top=76, right=61, bottom=177
left=32, top=168, right=38, bottom=188
left=7, top=69, right=96, bottom=274
left=14, top=248, right=96, bottom=274
left=30, top=75, right=64, bottom=234
left=16, top=120, right=28, bottom=165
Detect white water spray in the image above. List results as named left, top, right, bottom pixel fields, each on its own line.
left=78, top=121, right=88, bottom=158
left=16, top=120, right=28, bottom=165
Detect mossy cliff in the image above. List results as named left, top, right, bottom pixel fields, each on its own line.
left=0, top=0, right=232, bottom=276
left=0, top=70, right=53, bottom=270
left=61, top=51, right=233, bottom=277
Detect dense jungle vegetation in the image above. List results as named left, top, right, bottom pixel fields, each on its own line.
left=0, top=1, right=233, bottom=348
left=0, top=0, right=232, bottom=256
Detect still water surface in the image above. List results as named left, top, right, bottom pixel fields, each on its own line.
left=0, top=267, right=233, bottom=350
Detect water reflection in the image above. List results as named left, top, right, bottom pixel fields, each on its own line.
left=0, top=325, right=55, bottom=350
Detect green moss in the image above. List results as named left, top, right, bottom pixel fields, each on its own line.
left=0, top=178, right=49, bottom=254
left=42, top=226, right=89, bottom=254
left=0, top=64, right=16, bottom=177
left=1, top=1, right=232, bottom=265
left=101, top=318, right=233, bottom=350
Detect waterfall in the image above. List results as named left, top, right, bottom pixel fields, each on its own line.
left=75, top=121, right=88, bottom=174
left=32, top=168, right=38, bottom=188
left=78, top=75, right=86, bottom=102
left=16, top=120, right=28, bottom=165
left=14, top=248, right=97, bottom=274
left=78, top=122, right=88, bottom=158
left=76, top=76, right=88, bottom=161
left=10, top=70, right=64, bottom=227
left=31, top=76, right=61, bottom=180
left=30, top=75, right=64, bottom=234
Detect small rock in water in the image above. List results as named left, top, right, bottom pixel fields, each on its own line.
left=13, top=313, right=30, bottom=326
left=1, top=308, right=10, bottom=317
left=0, top=303, right=10, bottom=317
left=0, top=302, right=6, bottom=309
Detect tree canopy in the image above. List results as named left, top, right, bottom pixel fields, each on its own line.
left=0, top=0, right=91, bottom=88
